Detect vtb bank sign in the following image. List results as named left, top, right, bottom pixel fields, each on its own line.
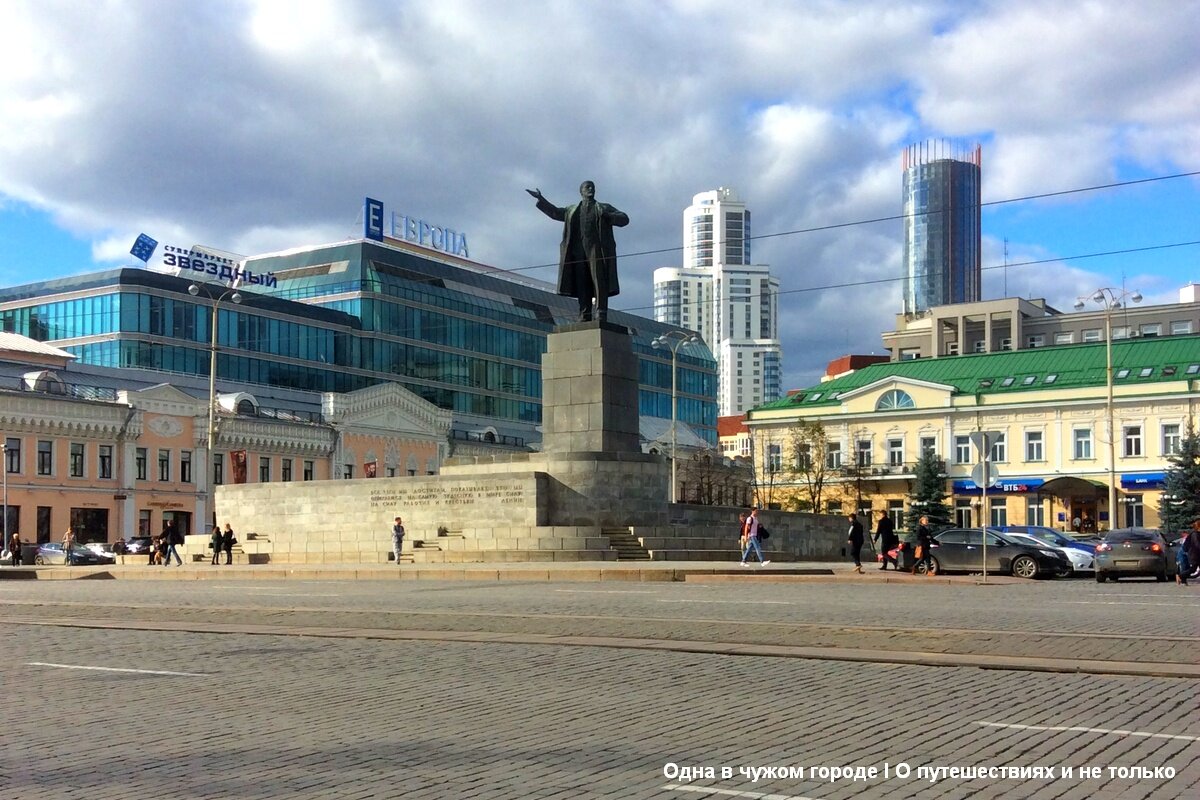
left=364, top=197, right=470, bottom=258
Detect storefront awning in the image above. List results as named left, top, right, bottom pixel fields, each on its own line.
left=1120, top=472, right=1167, bottom=489
left=1036, top=476, right=1107, bottom=499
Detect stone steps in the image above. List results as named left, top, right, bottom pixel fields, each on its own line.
left=411, top=549, right=619, bottom=564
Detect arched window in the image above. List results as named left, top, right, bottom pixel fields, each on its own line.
left=875, top=389, right=915, bottom=411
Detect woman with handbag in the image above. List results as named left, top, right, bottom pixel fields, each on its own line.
left=912, top=516, right=935, bottom=576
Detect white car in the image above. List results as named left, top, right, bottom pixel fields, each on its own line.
left=1004, top=532, right=1094, bottom=574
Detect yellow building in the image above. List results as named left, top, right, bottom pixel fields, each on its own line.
left=746, top=336, right=1200, bottom=532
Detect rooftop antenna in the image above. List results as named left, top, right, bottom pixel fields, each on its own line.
left=1003, top=237, right=1009, bottom=298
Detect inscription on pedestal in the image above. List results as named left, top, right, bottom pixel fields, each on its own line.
left=369, top=482, right=528, bottom=509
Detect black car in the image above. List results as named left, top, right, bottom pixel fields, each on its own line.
left=927, top=527, right=1071, bottom=579
left=122, top=536, right=152, bottom=554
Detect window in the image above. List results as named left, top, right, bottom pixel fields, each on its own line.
left=1082, top=328, right=1103, bottom=342
left=1026, top=498, right=1045, bottom=526
left=826, top=501, right=843, bottom=516
left=1163, top=424, right=1181, bottom=456
left=1139, top=323, right=1161, bottom=338
left=5, top=438, right=20, bottom=473
left=767, top=444, right=781, bottom=473
left=1025, top=431, right=1044, bottom=462
left=1124, top=494, right=1144, bottom=527
left=282, top=459, right=293, bottom=481
left=825, top=442, right=842, bottom=469
left=1112, top=326, right=1131, bottom=340
left=213, top=454, right=224, bottom=485
left=1170, top=320, right=1192, bottom=335
left=37, top=440, right=53, bottom=476
left=990, top=433, right=1007, bottom=463
left=136, top=447, right=147, bottom=481
left=920, top=436, right=936, bottom=455
left=1021, top=375, right=1036, bottom=385
left=888, top=439, right=904, bottom=467
left=990, top=499, right=1007, bottom=527
left=946, top=342, right=959, bottom=355
left=304, top=460, right=315, bottom=481
left=954, top=435, right=971, bottom=464
left=794, top=444, right=812, bottom=471
left=1001, top=377, right=1015, bottom=387
left=1000, top=338, right=1012, bottom=351
left=856, top=440, right=872, bottom=467
left=180, top=450, right=192, bottom=483
left=1189, top=365, right=1200, bottom=375
left=955, top=499, right=973, bottom=528
left=1025, top=335, right=1043, bottom=348
left=343, top=464, right=354, bottom=479
left=1138, top=367, right=1153, bottom=378
left=1054, top=332, right=1074, bottom=345
left=973, top=340, right=986, bottom=353
left=69, top=442, right=85, bottom=478
left=98, top=445, right=113, bottom=479
left=158, top=449, right=171, bottom=481
left=1044, top=374, right=1057, bottom=384
left=875, top=389, right=914, bottom=411
left=1123, top=425, right=1142, bottom=458
left=1115, top=368, right=1130, bottom=379
left=259, top=457, right=271, bottom=483
left=1074, top=429, right=1093, bottom=460
left=139, top=510, right=152, bottom=537
left=888, top=499, right=905, bottom=529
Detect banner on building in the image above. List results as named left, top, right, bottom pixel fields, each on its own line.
left=364, top=461, right=377, bottom=478
left=231, top=450, right=248, bottom=484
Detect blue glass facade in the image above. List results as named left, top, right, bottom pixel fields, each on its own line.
left=0, top=239, right=719, bottom=443
left=902, top=146, right=982, bottom=315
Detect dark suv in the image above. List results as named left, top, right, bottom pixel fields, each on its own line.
left=928, top=527, right=1071, bottom=579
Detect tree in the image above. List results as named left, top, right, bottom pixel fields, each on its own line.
left=782, top=420, right=831, bottom=513
left=904, top=450, right=951, bottom=532
left=1159, top=423, right=1200, bottom=535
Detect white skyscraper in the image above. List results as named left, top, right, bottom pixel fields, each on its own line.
left=653, top=187, right=782, bottom=415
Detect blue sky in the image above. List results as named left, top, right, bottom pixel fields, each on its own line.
left=0, top=0, right=1197, bottom=390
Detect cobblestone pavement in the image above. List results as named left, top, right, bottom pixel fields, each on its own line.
left=1, top=577, right=1197, bottom=667
left=2, top=623, right=1197, bottom=800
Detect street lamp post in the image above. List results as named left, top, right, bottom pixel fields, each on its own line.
left=651, top=331, right=699, bottom=503
left=189, top=282, right=242, bottom=534
left=1, top=442, right=7, bottom=556
left=1075, top=287, right=1141, bottom=530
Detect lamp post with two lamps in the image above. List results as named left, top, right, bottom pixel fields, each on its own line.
left=651, top=330, right=699, bottom=503
left=189, top=282, right=242, bottom=534
left=1074, top=287, right=1141, bottom=530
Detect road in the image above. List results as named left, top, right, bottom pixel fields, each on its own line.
left=2, top=576, right=1197, bottom=799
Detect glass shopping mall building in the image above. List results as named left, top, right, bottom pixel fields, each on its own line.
left=0, top=237, right=718, bottom=445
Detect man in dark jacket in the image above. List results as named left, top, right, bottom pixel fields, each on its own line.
left=847, top=513, right=865, bottom=574
left=874, top=511, right=899, bottom=570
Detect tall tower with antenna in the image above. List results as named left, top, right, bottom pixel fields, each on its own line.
left=901, top=140, right=982, bottom=314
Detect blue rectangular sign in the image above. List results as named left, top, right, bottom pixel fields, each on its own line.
left=130, top=233, right=159, bottom=263
left=364, top=197, right=384, bottom=241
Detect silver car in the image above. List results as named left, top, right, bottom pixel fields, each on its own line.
left=1094, top=528, right=1173, bottom=582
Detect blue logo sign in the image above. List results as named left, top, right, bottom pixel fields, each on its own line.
left=130, top=233, right=159, bottom=263
left=364, top=198, right=384, bottom=242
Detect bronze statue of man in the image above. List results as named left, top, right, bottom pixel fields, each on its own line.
left=527, top=181, right=629, bottom=322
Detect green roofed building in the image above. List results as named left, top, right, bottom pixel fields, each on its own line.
left=746, top=336, right=1200, bottom=533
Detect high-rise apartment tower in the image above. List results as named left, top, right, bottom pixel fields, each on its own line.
left=654, top=187, right=782, bottom=415
left=901, top=141, right=982, bottom=315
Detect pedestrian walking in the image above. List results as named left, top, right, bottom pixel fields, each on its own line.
left=210, top=526, right=223, bottom=565
left=221, top=523, right=237, bottom=566
left=112, top=537, right=127, bottom=565
left=1186, top=520, right=1200, bottom=581
left=873, top=511, right=899, bottom=570
left=847, top=512, right=865, bottom=574
left=736, top=512, right=748, bottom=555
left=163, top=520, right=183, bottom=566
left=8, top=531, right=22, bottom=566
left=913, top=515, right=935, bottom=576
left=62, top=526, right=75, bottom=566
left=739, top=508, right=770, bottom=567
left=391, top=517, right=405, bottom=565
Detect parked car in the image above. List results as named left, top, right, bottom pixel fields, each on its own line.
left=999, top=525, right=1095, bottom=574
left=33, top=543, right=116, bottom=566
left=83, top=542, right=116, bottom=559
left=1095, top=528, right=1176, bottom=582
left=926, top=528, right=1071, bottom=579
left=123, top=536, right=152, bottom=554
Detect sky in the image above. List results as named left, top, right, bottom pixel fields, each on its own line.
left=0, top=0, right=1197, bottom=393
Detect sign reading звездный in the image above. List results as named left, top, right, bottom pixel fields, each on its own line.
left=364, top=197, right=469, bottom=258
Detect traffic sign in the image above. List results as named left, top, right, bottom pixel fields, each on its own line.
left=971, top=462, right=997, bottom=488
left=968, top=430, right=1002, bottom=456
